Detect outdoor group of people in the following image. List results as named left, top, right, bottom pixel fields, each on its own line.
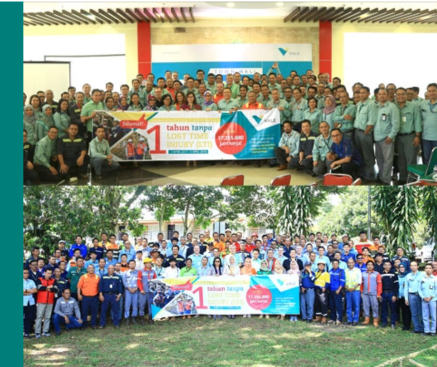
left=23, top=229, right=437, bottom=339
left=24, top=65, right=437, bottom=184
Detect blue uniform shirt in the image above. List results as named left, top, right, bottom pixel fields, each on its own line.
left=119, top=247, right=136, bottom=262
left=89, top=247, right=105, bottom=260
left=99, top=274, right=123, bottom=294
left=69, top=244, right=88, bottom=259
left=329, top=268, right=346, bottom=291
left=331, top=137, right=362, bottom=167
left=405, top=271, right=424, bottom=302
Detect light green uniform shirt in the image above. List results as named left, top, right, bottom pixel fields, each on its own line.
left=290, top=99, right=309, bottom=123
left=333, top=104, right=356, bottom=132
left=158, top=105, right=176, bottom=111
left=36, top=120, right=53, bottom=141
left=267, top=83, right=281, bottom=93
left=81, top=101, right=105, bottom=132
left=34, top=136, right=56, bottom=168
left=278, top=130, right=300, bottom=157
left=312, top=134, right=333, bottom=161
left=420, top=100, right=437, bottom=140
left=89, top=137, right=110, bottom=159
left=183, top=88, right=200, bottom=101
left=355, top=98, right=376, bottom=131
left=316, top=95, right=325, bottom=110
left=127, top=104, right=143, bottom=111
left=217, top=98, right=239, bottom=111
left=267, top=99, right=291, bottom=124
left=54, top=112, right=71, bottom=138
left=227, top=83, right=240, bottom=99
left=201, top=103, right=218, bottom=111
left=128, top=88, right=146, bottom=106
left=23, top=121, right=37, bottom=145
left=322, top=112, right=335, bottom=130
left=257, top=95, right=272, bottom=106
left=371, top=101, right=400, bottom=142
left=205, top=83, right=217, bottom=94
left=303, top=109, right=323, bottom=133
left=396, top=101, right=422, bottom=134
left=236, top=96, right=248, bottom=109
left=180, top=267, right=198, bottom=277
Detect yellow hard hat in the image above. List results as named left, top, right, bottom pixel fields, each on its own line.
left=143, top=257, right=153, bottom=263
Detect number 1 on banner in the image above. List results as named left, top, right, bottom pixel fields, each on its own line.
left=146, top=125, right=166, bottom=154
left=192, top=286, right=208, bottom=309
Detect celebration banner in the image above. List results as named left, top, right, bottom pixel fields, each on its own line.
left=149, top=275, right=300, bottom=319
left=94, top=109, right=281, bottom=161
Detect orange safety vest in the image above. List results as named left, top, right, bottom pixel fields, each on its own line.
left=136, top=142, right=146, bottom=154
left=126, top=143, right=135, bottom=157
left=243, top=102, right=263, bottom=109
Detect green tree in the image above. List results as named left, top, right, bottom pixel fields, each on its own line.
left=421, top=186, right=437, bottom=239
left=23, top=186, right=143, bottom=256
left=372, top=186, right=419, bottom=255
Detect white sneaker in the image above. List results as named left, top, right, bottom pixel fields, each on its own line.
left=248, top=314, right=251, bottom=318
left=42, top=332, right=51, bottom=337
left=35, top=334, right=41, bottom=339
left=243, top=315, right=246, bottom=318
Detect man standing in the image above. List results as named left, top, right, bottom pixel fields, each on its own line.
left=138, top=258, right=157, bottom=325
left=23, top=268, right=38, bottom=338
left=77, top=264, right=100, bottom=330
left=354, top=87, right=376, bottom=181
left=217, top=88, right=239, bottom=112
left=344, top=258, right=362, bottom=326
left=420, top=83, right=437, bottom=164
left=80, top=89, right=104, bottom=140
left=119, top=240, right=136, bottom=262
left=99, top=265, right=123, bottom=329
left=52, top=288, right=83, bottom=336
left=68, top=92, right=86, bottom=136
left=333, top=91, right=356, bottom=141
left=380, top=261, right=399, bottom=329
left=419, top=264, right=437, bottom=336
left=314, top=262, right=330, bottom=323
left=66, top=257, right=86, bottom=300
left=69, top=235, right=88, bottom=259
left=35, top=269, right=58, bottom=338
left=89, top=126, right=119, bottom=180
left=290, top=89, right=308, bottom=133
left=275, top=121, right=300, bottom=171
left=395, top=88, right=422, bottom=184
left=361, top=261, right=382, bottom=327
left=405, top=261, right=425, bottom=334
left=328, top=259, right=345, bottom=325
left=122, top=260, right=140, bottom=325
left=267, top=89, right=291, bottom=125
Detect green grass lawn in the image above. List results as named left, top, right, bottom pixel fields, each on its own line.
left=23, top=317, right=437, bottom=367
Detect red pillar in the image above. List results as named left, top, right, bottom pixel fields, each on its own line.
left=137, top=22, right=151, bottom=76
left=319, top=21, right=332, bottom=76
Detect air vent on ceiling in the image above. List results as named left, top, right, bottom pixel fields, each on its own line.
left=174, top=27, right=186, bottom=33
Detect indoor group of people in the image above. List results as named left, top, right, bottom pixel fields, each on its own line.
left=24, top=66, right=437, bottom=185
left=23, top=229, right=437, bottom=339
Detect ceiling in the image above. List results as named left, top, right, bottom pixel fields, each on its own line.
left=23, top=1, right=437, bottom=25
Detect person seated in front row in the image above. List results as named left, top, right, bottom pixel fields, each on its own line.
left=290, top=120, right=317, bottom=176
left=89, top=126, right=119, bottom=180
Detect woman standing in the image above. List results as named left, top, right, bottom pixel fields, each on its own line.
left=118, top=96, right=129, bottom=111
left=54, top=99, right=71, bottom=138
left=273, top=261, right=286, bottom=320
left=241, top=258, right=257, bottom=318
left=128, top=93, right=144, bottom=111
left=223, top=255, right=240, bottom=319
left=322, top=95, right=336, bottom=130
left=304, top=97, right=322, bottom=134
left=398, top=262, right=412, bottom=331
left=29, top=94, right=43, bottom=119
left=287, top=260, right=301, bottom=321
left=182, top=92, right=201, bottom=111
left=36, top=104, right=55, bottom=142
left=201, top=91, right=218, bottom=111
left=105, top=97, right=117, bottom=111
left=158, top=94, right=175, bottom=111
left=23, top=105, right=38, bottom=145
left=211, top=257, right=224, bottom=320
left=144, top=95, right=158, bottom=111
left=174, top=92, right=186, bottom=111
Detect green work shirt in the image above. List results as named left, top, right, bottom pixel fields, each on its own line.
left=217, top=98, right=239, bottom=111
left=89, top=137, right=110, bottom=159
left=201, top=103, right=218, bottom=111
left=128, top=104, right=143, bottom=111
left=396, top=101, right=422, bottom=134
left=322, top=112, right=335, bottom=130
left=128, top=88, right=146, bottom=106
left=413, top=97, right=423, bottom=105
left=355, top=98, right=376, bottom=131
left=34, top=136, right=57, bottom=168
left=333, top=104, right=356, bottom=132
left=316, top=95, right=325, bottom=110
left=228, top=83, right=240, bottom=99
left=303, top=109, right=323, bottom=133
left=36, top=119, right=54, bottom=142
left=278, top=130, right=300, bottom=157
left=205, top=83, right=217, bottom=94
left=84, top=96, right=92, bottom=104
left=419, top=100, right=437, bottom=140
left=67, top=266, right=87, bottom=293
left=81, top=101, right=105, bottom=132
left=290, top=99, right=308, bottom=122
left=143, top=89, right=155, bottom=102
left=371, top=101, right=400, bottom=142
left=257, top=95, right=272, bottom=106
left=183, top=88, right=200, bottom=100
left=312, top=134, right=333, bottom=161
left=23, top=121, right=37, bottom=145
left=54, top=112, right=71, bottom=138
left=180, top=267, right=198, bottom=277
left=236, top=96, right=248, bottom=108
left=267, top=99, right=291, bottom=124
left=158, top=105, right=176, bottom=111
left=268, top=83, right=281, bottom=93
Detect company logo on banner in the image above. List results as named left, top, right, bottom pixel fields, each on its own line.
left=148, top=275, right=300, bottom=319
left=208, top=68, right=263, bottom=75
left=93, top=110, right=281, bottom=161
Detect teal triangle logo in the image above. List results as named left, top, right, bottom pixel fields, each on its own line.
left=276, top=279, right=284, bottom=286
left=278, top=47, right=288, bottom=56
left=252, top=115, right=262, bottom=124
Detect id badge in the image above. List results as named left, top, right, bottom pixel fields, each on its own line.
left=382, top=114, right=387, bottom=121
left=430, top=285, right=434, bottom=290
left=402, top=116, right=407, bottom=123
left=110, top=284, right=113, bottom=289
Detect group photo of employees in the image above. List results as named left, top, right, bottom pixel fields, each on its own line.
left=23, top=185, right=437, bottom=366
left=23, top=2, right=437, bottom=187
left=21, top=1, right=437, bottom=367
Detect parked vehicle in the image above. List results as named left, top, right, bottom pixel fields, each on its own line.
left=416, top=238, right=436, bottom=263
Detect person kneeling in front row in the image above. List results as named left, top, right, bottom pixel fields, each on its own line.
left=89, top=126, right=119, bottom=180
left=52, top=288, right=83, bottom=336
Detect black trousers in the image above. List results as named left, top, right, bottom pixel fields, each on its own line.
left=64, top=156, right=90, bottom=177
left=331, top=161, right=359, bottom=179
left=24, top=166, right=39, bottom=184
left=23, top=304, right=36, bottom=335
left=290, top=156, right=313, bottom=174
left=315, top=288, right=328, bottom=317
left=399, top=298, right=411, bottom=330
left=34, top=163, right=66, bottom=182
left=275, top=147, right=291, bottom=166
